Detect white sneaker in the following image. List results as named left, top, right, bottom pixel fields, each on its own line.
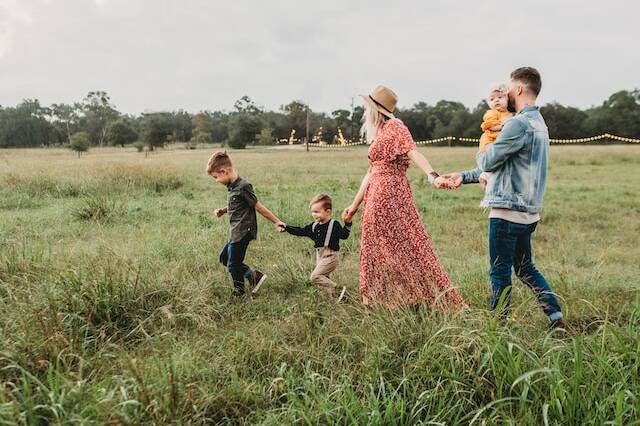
left=251, top=271, right=267, bottom=294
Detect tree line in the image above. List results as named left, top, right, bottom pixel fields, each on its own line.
left=1, top=89, right=639, bottom=150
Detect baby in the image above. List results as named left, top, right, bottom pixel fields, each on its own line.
left=479, top=83, right=513, bottom=188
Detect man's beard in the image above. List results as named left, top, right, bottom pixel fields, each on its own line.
left=507, top=93, right=516, bottom=113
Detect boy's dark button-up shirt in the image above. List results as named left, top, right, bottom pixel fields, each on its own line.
left=284, top=220, right=351, bottom=251
left=227, top=177, right=258, bottom=243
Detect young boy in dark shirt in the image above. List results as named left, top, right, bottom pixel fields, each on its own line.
left=279, top=194, right=351, bottom=302
left=207, top=151, right=284, bottom=297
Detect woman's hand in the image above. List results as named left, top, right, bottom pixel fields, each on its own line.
left=434, top=176, right=456, bottom=189
left=440, top=172, right=463, bottom=188
left=342, top=205, right=358, bottom=223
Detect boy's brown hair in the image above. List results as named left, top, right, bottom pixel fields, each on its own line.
left=207, top=151, right=233, bottom=174
left=310, top=193, right=332, bottom=210
left=510, top=67, right=542, bottom=96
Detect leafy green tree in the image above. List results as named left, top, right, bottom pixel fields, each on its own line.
left=459, top=101, right=490, bottom=140
left=50, top=103, right=80, bottom=143
left=140, top=113, right=173, bottom=151
left=261, top=111, right=289, bottom=140
left=68, top=131, right=90, bottom=157
left=396, top=102, right=434, bottom=140
left=541, top=102, right=588, bottom=138
left=210, top=111, right=230, bottom=143
left=105, top=118, right=139, bottom=147
left=583, top=90, right=640, bottom=137
left=0, top=99, right=59, bottom=147
left=227, top=113, right=262, bottom=149
left=331, top=109, right=352, bottom=138
left=312, top=112, right=337, bottom=143
left=350, top=105, right=364, bottom=136
left=234, top=96, right=262, bottom=114
left=170, top=110, right=193, bottom=142
left=3, top=89, right=640, bottom=151
left=190, top=113, right=214, bottom=145
left=79, top=91, right=119, bottom=146
left=280, top=100, right=309, bottom=137
left=225, top=96, right=264, bottom=149
left=429, top=100, right=470, bottom=138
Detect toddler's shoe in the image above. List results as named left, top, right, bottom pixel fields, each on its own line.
left=250, top=270, right=267, bottom=294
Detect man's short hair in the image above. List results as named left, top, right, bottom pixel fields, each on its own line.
left=310, top=193, right=332, bottom=210
left=511, top=67, right=542, bottom=96
left=207, top=151, right=233, bottom=174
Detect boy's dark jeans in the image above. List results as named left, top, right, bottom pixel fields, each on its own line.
left=219, top=233, right=254, bottom=295
left=488, top=218, right=563, bottom=321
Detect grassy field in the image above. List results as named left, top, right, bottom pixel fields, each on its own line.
left=0, top=145, right=639, bottom=425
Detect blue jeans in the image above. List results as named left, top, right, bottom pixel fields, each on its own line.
left=219, top=234, right=254, bottom=295
left=488, top=218, right=563, bottom=321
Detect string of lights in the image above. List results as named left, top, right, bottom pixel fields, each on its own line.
left=305, top=132, right=640, bottom=148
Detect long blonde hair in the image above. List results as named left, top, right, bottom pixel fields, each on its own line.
left=360, top=102, right=387, bottom=144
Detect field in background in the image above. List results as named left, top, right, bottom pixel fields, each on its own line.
left=0, top=145, right=639, bottom=424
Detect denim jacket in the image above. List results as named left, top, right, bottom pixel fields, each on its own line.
left=461, top=106, right=549, bottom=213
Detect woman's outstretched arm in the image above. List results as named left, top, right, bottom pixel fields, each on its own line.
left=343, top=167, right=371, bottom=222
left=407, top=149, right=454, bottom=189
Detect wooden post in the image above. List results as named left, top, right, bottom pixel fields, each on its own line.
left=305, top=106, right=310, bottom=152
left=350, top=96, right=355, bottom=139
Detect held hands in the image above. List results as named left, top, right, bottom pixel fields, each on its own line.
left=213, top=208, right=227, bottom=218
left=342, top=205, right=357, bottom=223
left=438, top=172, right=463, bottom=189
left=275, top=221, right=286, bottom=232
left=433, top=176, right=456, bottom=190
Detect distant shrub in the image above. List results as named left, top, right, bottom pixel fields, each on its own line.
left=71, top=196, right=121, bottom=222
left=67, top=132, right=90, bottom=157
left=256, top=128, right=276, bottom=145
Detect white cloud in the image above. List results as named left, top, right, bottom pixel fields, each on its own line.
left=0, top=0, right=34, bottom=57
left=0, top=1, right=637, bottom=112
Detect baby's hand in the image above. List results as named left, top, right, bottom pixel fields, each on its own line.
left=489, top=124, right=503, bottom=132
left=479, top=176, right=488, bottom=189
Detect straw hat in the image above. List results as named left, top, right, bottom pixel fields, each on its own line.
left=361, top=85, right=398, bottom=119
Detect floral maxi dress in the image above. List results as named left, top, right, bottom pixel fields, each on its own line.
left=359, top=119, right=467, bottom=309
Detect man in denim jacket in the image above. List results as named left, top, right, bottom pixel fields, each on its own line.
left=444, top=67, right=569, bottom=330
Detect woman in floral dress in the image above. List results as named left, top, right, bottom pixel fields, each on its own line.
left=342, top=85, right=467, bottom=309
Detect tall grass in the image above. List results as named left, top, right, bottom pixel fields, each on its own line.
left=0, top=146, right=638, bottom=424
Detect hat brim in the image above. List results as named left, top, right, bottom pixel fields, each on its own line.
left=360, top=95, right=395, bottom=119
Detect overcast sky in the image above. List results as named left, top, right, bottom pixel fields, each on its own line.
left=1, top=0, right=638, bottom=114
